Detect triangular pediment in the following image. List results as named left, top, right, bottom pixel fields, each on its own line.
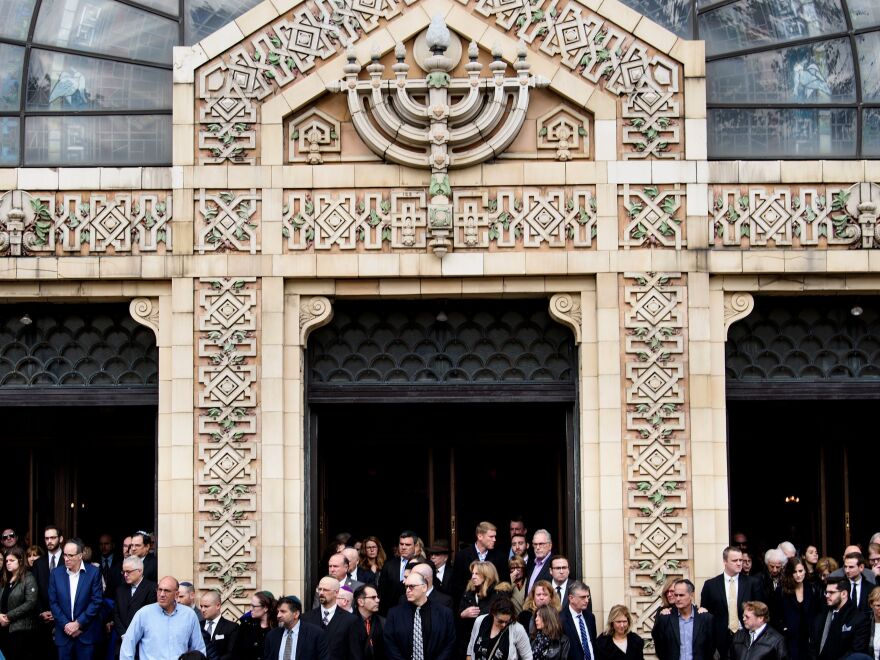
left=187, top=0, right=699, bottom=164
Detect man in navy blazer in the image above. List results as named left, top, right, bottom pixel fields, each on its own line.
left=560, top=581, right=597, bottom=660
left=652, top=579, right=716, bottom=660
left=384, top=572, right=455, bottom=660
left=48, top=538, right=105, bottom=660
left=263, top=595, right=327, bottom=660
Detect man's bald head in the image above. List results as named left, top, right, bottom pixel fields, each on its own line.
left=317, top=576, right=340, bottom=608
left=412, top=563, right=434, bottom=587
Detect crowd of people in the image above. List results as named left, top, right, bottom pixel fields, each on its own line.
left=1, top=520, right=879, bottom=660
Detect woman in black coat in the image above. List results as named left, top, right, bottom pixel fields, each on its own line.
left=772, top=558, right=818, bottom=660
left=595, top=605, right=644, bottom=660
left=530, top=605, right=571, bottom=660
left=232, top=591, right=277, bottom=660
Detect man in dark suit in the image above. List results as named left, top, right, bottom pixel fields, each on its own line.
left=842, top=553, right=874, bottom=613
left=383, top=572, right=455, bottom=660
left=97, top=533, right=123, bottom=597
left=651, top=579, right=715, bottom=660
left=450, top=522, right=509, bottom=607
left=343, top=548, right=376, bottom=586
left=427, top=541, right=453, bottom=595
left=560, top=581, right=597, bottom=660
left=113, top=555, right=157, bottom=650
left=379, top=531, right=418, bottom=616
left=264, top=595, right=327, bottom=660
left=810, top=577, right=870, bottom=660
left=199, top=590, right=239, bottom=660
left=398, top=562, right=453, bottom=610
left=34, top=525, right=65, bottom=658
left=328, top=552, right=364, bottom=594
left=303, top=576, right=357, bottom=659
left=48, top=538, right=105, bottom=660
left=349, top=584, right=385, bottom=660
left=526, top=529, right=554, bottom=595
left=129, top=532, right=157, bottom=583
left=700, top=546, right=764, bottom=659
left=549, top=555, right=576, bottom=602
left=730, top=601, right=788, bottom=660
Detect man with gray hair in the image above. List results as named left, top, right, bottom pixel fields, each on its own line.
left=652, top=579, right=716, bottom=660
left=113, top=555, right=156, bottom=651
left=560, top=581, right=597, bottom=660
left=526, top=529, right=554, bottom=593
left=778, top=542, right=797, bottom=560
left=763, top=548, right=787, bottom=593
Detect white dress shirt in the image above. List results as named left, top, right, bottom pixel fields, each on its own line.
left=568, top=606, right=595, bottom=659
left=278, top=623, right=300, bottom=660
left=67, top=563, right=85, bottom=618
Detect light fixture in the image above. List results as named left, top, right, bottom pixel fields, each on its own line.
left=784, top=495, right=800, bottom=503
left=851, top=305, right=863, bottom=317
left=19, top=313, right=32, bottom=325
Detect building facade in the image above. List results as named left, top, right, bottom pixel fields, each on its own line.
left=1, top=0, right=877, bottom=642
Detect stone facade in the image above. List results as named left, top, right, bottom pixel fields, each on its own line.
left=0, top=0, right=878, bottom=641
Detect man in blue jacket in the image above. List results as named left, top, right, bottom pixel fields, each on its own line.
left=48, top=538, right=104, bottom=660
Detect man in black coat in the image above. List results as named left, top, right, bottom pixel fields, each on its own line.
left=700, top=546, right=764, bottom=659
left=427, top=541, right=453, bottom=595
left=525, top=529, right=554, bottom=595
left=809, top=577, right=870, bottom=660
left=560, top=581, right=597, bottom=660
left=730, top=601, right=788, bottom=660
left=33, top=525, right=65, bottom=659
left=652, top=579, right=715, bottom=660
left=303, top=576, right=357, bottom=660
left=384, top=572, right=455, bottom=660
left=199, top=590, right=239, bottom=660
left=397, top=562, right=453, bottom=611
left=378, top=531, right=418, bottom=617
left=264, top=596, right=327, bottom=660
left=449, top=522, right=509, bottom=607
left=113, top=556, right=157, bottom=647
left=349, top=584, right=385, bottom=660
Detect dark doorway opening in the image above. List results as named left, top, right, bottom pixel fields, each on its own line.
left=727, top=399, right=873, bottom=557
left=314, top=402, right=572, bottom=574
left=3, top=406, right=156, bottom=550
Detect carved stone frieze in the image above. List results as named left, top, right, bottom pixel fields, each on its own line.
left=196, top=189, right=261, bottom=254
left=289, top=108, right=341, bottom=164
left=129, top=298, right=160, bottom=340
left=536, top=104, right=591, bottom=161
left=548, top=293, right=582, bottom=342
left=196, top=0, right=683, bottom=163
left=620, top=185, right=684, bottom=249
left=196, top=277, right=260, bottom=618
left=0, top=189, right=171, bottom=256
left=709, top=183, right=880, bottom=249
left=622, top=272, right=690, bottom=641
left=723, top=292, right=754, bottom=340
left=282, top=187, right=595, bottom=251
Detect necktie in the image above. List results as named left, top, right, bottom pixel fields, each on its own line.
left=365, top=618, right=373, bottom=647
left=283, top=629, right=293, bottom=660
left=400, top=561, right=407, bottom=581
left=820, top=611, right=834, bottom=651
left=556, top=585, right=563, bottom=598
left=322, top=610, right=330, bottom=627
left=50, top=555, right=56, bottom=570
left=206, top=620, right=214, bottom=639
left=578, top=614, right=592, bottom=660
left=727, top=577, right=740, bottom=633
left=749, top=631, right=755, bottom=648
left=413, top=606, right=424, bottom=660
left=851, top=581, right=858, bottom=606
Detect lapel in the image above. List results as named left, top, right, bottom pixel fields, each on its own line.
left=72, top=565, right=86, bottom=612
left=670, top=610, right=682, bottom=647
left=58, top=567, right=72, bottom=611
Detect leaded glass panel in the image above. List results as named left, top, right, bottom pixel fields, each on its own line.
left=0, top=44, right=24, bottom=112
left=848, top=0, right=880, bottom=29
left=24, top=114, right=170, bottom=165
left=129, top=0, right=179, bottom=16
left=26, top=49, right=171, bottom=111
left=708, top=108, right=856, bottom=158
left=33, top=0, right=177, bottom=65
left=185, top=0, right=262, bottom=44
left=863, top=109, right=880, bottom=156
left=0, top=0, right=36, bottom=40
left=0, top=118, right=19, bottom=165
left=707, top=38, right=854, bottom=103
left=856, top=32, right=880, bottom=102
left=699, top=0, right=847, bottom=57
left=616, top=0, right=692, bottom=38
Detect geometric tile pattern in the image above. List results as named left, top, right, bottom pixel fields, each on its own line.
left=197, top=0, right=682, bottom=163
left=282, top=187, right=595, bottom=250
left=710, top=184, right=871, bottom=249
left=622, top=272, right=690, bottom=642
left=196, top=277, right=259, bottom=618
left=196, top=189, right=261, bottom=254
left=0, top=189, right=172, bottom=256
left=620, top=184, right=684, bottom=249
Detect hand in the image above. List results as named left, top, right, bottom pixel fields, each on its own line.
left=698, top=607, right=708, bottom=614
left=106, top=622, right=113, bottom=633
left=461, top=606, right=480, bottom=618
left=658, top=608, right=671, bottom=616
left=0, top=614, right=9, bottom=626
left=64, top=621, right=81, bottom=636
left=40, top=611, right=54, bottom=622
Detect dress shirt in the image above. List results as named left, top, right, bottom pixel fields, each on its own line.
left=204, top=615, right=221, bottom=638
left=872, top=622, right=879, bottom=660
left=131, top=578, right=143, bottom=596
left=436, top=565, right=446, bottom=583
left=851, top=579, right=862, bottom=606
left=400, top=561, right=407, bottom=581
left=751, top=623, right=766, bottom=642
left=528, top=556, right=549, bottom=592
left=278, top=623, right=300, bottom=660
left=66, top=562, right=85, bottom=618
left=49, top=549, right=62, bottom=571
left=677, top=607, right=695, bottom=660
left=553, top=580, right=569, bottom=599
left=322, top=604, right=338, bottom=624
left=476, top=544, right=488, bottom=562
left=568, top=607, right=596, bottom=659
left=120, top=602, right=206, bottom=660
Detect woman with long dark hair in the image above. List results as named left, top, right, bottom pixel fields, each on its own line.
left=359, top=536, right=387, bottom=582
left=233, top=591, right=277, bottom=660
left=774, top=557, right=818, bottom=660
left=0, top=547, right=38, bottom=659
left=466, top=594, right=532, bottom=660
left=530, top=605, right=570, bottom=660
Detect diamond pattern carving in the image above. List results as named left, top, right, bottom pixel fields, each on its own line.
left=620, top=185, right=684, bottom=249
left=196, top=277, right=259, bottom=618
left=197, top=0, right=682, bottom=163
left=622, top=272, right=690, bottom=641
left=196, top=190, right=261, bottom=254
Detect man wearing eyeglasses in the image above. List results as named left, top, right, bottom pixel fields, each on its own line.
left=384, top=573, right=455, bottom=660
left=302, top=576, right=357, bottom=659
left=810, top=577, right=870, bottom=660
left=112, top=555, right=157, bottom=653
left=48, top=538, right=105, bottom=660
left=526, top=530, right=554, bottom=594
left=350, top=584, right=385, bottom=660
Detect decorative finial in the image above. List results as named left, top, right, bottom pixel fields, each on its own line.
left=371, top=44, right=381, bottom=62
left=468, top=40, right=478, bottom=61
left=395, top=42, right=406, bottom=62
left=492, top=43, right=502, bottom=60
left=517, top=40, right=527, bottom=60
left=426, top=13, right=451, bottom=54
left=345, top=46, right=356, bottom=63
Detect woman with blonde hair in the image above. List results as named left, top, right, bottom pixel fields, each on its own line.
left=509, top=556, right=527, bottom=615
left=518, top=580, right=562, bottom=633
left=595, top=604, right=644, bottom=660
left=358, top=536, right=386, bottom=579
left=658, top=577, right=678, bottom=608
left=458, top=561, right=501, bottom=656
left=815, top=556, right=839, bottom=582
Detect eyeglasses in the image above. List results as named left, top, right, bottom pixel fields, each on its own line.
left=824, top=590, right=840, bottom=595
left=869, top=557, right=880, bottom=565
left=63, top=552, right=81, bottom=559
left=533, top=542, right=550, bottom=546
left=1, top=534, right=15, bottom=540
left=404, top=584, right=424, bottom=590
left=251, top=603, right=264, bottom=609
left=551, top=566, right=568, bottom=571
left=362, top=595, right=380, bottom=600
left=122, top=569, right=141, bottom=575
